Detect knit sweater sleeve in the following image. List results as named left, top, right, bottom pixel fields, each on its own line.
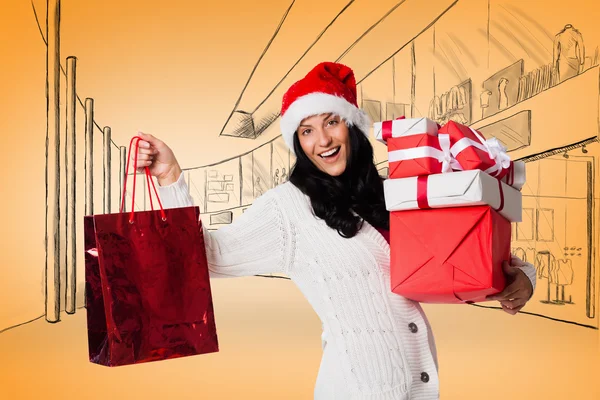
left=157, top=172, right=295, bottom=278
left=511, top=254, right=537, bottom=299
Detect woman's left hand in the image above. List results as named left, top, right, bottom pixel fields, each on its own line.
left=486, top=260, right=534, bottom=315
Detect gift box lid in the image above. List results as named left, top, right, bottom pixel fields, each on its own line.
left=374, top=117, right=439, bottom=143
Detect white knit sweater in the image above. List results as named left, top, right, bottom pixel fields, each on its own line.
left=157, top=172, right=536, bottom=400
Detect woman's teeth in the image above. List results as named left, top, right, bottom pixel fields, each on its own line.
left=320, top=147, right=340, bottom=158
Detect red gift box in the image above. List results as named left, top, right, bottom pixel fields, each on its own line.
left=437, top=121, right=512, bottom=179
left=387, top=134, right=444, bottom=178
left=374, top=117, right=445, bottom=179
left=390, top=205, right=510, bottom=304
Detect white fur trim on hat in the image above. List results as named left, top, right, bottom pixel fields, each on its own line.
left=280, top=92, right=371, bottom=154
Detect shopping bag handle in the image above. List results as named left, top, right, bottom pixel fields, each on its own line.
left=119, top=136, right=167, bottom=224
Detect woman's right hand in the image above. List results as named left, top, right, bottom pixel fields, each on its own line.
left=133, top=132, right=182, bottom=186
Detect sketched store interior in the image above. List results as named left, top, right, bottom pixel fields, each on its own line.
left=124, top=6, right=600, bottom=328
left=32, top=0, right=599, bottom=336
left=356, top=11, right=599, bottom=327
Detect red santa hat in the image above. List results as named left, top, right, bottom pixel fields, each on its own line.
left=280, top=62, right=371, bottom=154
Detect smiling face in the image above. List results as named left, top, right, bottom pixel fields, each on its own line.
left=297, top=113, right=350, bottom=177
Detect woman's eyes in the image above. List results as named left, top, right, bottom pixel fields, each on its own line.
left=302, top=119, right=337, bottom=134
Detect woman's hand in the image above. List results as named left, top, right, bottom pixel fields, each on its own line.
left=132, top=132, right=182, bottom=186
left=486, top=259, right=534, bottom=315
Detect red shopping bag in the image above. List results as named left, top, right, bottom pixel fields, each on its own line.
left=85, top=136, right=219, bottom=367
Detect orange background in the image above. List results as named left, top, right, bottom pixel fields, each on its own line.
left=1, top=0, right=600, bottom=399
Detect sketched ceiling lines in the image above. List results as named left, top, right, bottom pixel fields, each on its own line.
left=497, top=4, right=552, bottom=57
left=432, top=33, right=468, bottom=82
left=357, top=0, right=458, bottom=85
left=335, top=0, right=409, bottom=63
left=220, top=0, right=428, bottom=139
left=491, top=5, right=551, bottom=67
left=188, top=1, right=458, bottom=170
left=252, top=0, right=357, bottom=114
left=219, top=0, right=297, bottom=137
left=30, top=1, right=120, bottom=151
left=219, top=0, right=358, bottom=138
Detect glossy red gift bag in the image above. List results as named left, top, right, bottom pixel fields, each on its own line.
left=390, top=205, right=510, bottom=304
left=84, top=136, right=219, bottom=367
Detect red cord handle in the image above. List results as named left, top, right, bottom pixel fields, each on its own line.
left=119, top=136, right=167, bottom=223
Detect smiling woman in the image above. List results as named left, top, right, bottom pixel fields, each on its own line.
left=143, top=61, right=537, bottom=400
left=290, top=114, right=389, bottom=238
left=297, top=113, right=349, bottom=176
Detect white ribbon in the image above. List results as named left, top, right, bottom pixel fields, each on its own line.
left=437, top=128, right=511, bottom=176
left=437, top=133, right=464, bottom=172
left=388, top=146, right=445, bottom=163
left=468, top=128, right=511, bottom=177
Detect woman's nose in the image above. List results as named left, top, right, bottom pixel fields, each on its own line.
left=317, top=130, right=332, bottom=146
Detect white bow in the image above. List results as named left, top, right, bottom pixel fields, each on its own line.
left=483, top=137, right=511, bottom=168
left=468, top=128, right=511, bottom=176
left=437, top=133, right=463, bottom=173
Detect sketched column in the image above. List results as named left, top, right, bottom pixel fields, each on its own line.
left=119, top=146, right=126, bottom=211
left=65, top=56, right=77, bottom=314
left=45, top=0, right=61, bottom=323
left=103, top=127, right=111, bottom=213
left=84, top=98, right=94, bottom=217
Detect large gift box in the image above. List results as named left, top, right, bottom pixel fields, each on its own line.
left=383, top=169, right=522, bottom=222
left=390, top=205, right=510, bottom=303
left=374, top=117, right=443, bottom=179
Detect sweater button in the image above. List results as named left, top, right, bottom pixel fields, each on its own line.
left=421, top=372, right=430, bottom=383
left=408, top=322, right=418, bottom=333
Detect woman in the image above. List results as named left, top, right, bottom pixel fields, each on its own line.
left=135, top=62, right=536, bottom=399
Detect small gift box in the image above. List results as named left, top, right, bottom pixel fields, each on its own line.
left=437, top=121, right=513, bottom=179
left=374, top=117, right=443, bottom=179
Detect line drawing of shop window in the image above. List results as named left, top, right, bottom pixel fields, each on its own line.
left=207, top=193, right=230, bottom=203
left=516, top=208, right=534, bottom=241
left=208, top=170, right=218, bottom=178
left=362, top=99, right=381, bottom=123
left=386, top=102, right=406, bottom=120
left=208, top=181, right=224, bottom=191
left=223, top=175, right=233, bottom=181
left=225, top=183, right=234, bottom=191
left=481, top=60, right=524, bottom=118
left=429, top=79, right=472, bottom=126
left=537, top=251, right=575, bottom=306
left=536, top=208, right=555, bottom=242
left=210, top=211, right=233, bottom=225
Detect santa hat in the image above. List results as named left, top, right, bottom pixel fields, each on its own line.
left=280, top=62, right=371, bottom=154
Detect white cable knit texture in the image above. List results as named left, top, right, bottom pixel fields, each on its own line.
left=157, top=172, right=536, bottom=400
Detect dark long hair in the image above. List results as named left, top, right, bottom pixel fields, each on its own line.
left=289, top=124, right=389, bottom=238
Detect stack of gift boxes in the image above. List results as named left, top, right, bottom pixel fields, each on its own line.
left=374, top=117, right=526, bottom=304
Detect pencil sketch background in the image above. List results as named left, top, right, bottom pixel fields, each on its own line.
left=1, top=0, right=599, bottom=399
